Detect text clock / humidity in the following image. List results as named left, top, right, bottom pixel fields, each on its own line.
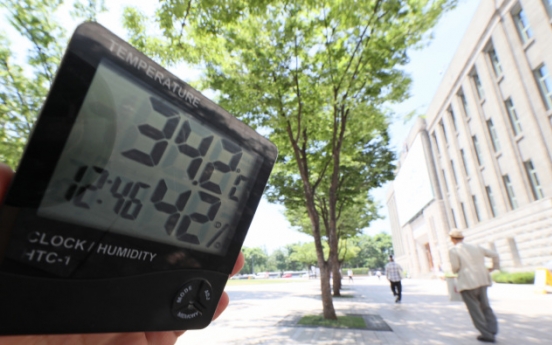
left=0, top=22, right=277, bottom=335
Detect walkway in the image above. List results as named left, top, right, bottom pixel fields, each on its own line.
left=177, top=276, right=552, bottom=344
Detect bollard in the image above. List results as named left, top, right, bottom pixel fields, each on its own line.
left=534, top=268, right=552, bottom=294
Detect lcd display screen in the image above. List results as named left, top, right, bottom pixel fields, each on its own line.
left=38, top=60, right=262, bottom=256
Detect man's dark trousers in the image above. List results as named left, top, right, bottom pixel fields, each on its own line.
left=390, top=281, right=402, bottom=301
left=460, top=286, right=497, bottom=340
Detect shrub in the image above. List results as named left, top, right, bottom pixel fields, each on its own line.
left=491, top=271, right=534, bottom=284
left=341, top=268, right=369, bottom=276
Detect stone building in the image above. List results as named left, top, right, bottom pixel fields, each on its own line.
left=387, top=0, right=552, bottom=277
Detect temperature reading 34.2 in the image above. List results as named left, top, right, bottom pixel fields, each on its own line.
left=38, top=61, right=262, bottom=255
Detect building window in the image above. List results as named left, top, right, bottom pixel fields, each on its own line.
left=440, top=120, right=448, bottom=143
left=503, top=175, right=518, bottom=210
left=512, top=6, right=533, bottom=43
left=472, top=70, right=485, bottom=100
left=450, top=160, right=458, bottom=185
left=461, top=202, right=469, bottom=228
left=543, top=0, right=552, bottom=18
left=458, top=90, right=471, bottom=117
left=449, top=107, right=458, bottom=132
left=535, top=64, right=552, bottom=110
left=451, top=208, right=458, bottom=228
left=472, top=195, right=481, bottom=222
left=505, top=98, right=522, bottom=135
left=460, top=149, right=469, bottom=175
left=472, top=135, right=484, bottom=166
left=524, top=160, right=545, bottom=200
left=442, top=169, right=449, bottom=193
left=486, top=119, right=501, bottom=152
left=488, top=47, right=503, bottom=77
left=432, top=132, right=440, bottom=154
left=486, top=186, right=498, bottom=217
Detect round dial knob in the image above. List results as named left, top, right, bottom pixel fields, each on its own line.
left=172, top=279, right=213, bottom=320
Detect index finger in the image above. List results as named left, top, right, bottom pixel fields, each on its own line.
left=230, top=252, right=244, bottom=277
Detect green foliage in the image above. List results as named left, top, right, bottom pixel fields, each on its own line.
left=289, top=242, right=321, bottom=268
left=284, top=198, right=379, bottom=257
left=121, top=0, right=457, bottom=316
left=345, top=233, right=393, bottom=269
left=0, top=0, right=109, bottom=169
left=265, top=248, right=287, bottom=271
left=492, top=271, right=535, bottom=284
left=264, top=245, right=305, bottom=272
left=241, top=246, right=268, bottom=274
left=0, top=0, right=66, bottom=168
left=71, top=0, right=107, bottom=21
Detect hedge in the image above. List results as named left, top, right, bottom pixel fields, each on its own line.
left=341, top=268, right=370, bottom=276
left=491, top=271, right=535, bottom=284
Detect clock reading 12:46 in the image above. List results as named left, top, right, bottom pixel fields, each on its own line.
left=38, top=60, right=262, bottom=256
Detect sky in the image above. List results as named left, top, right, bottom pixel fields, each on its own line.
left=0, top=0, right=481, bottom=254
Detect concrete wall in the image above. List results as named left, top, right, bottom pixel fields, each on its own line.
left=387, top=0, right=552, bottom=277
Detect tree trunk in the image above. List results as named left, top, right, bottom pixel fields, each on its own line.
left=317, top=256, right=336, bottom=319
left=330, top=251, right=341, bottom=296
left=336, top=260, right=344, bottom=291
left=285, top=112, right=337, bottom=319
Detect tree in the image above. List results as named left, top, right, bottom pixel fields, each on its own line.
left=241, top=247, right=268, bottom=274
left=0, top=0, right=66, bottom=168
left=71, top=0, right=107, bottom=22
left=289, top=242, right=319, bottom=270
left=285, top=199, right=376, bottom=291
left=337, top=238, right=361, bottom=269
left=266, top=248, right=287, bottom=272
left=346, top=233, right=393, bottom=269
left=0, top=0, right=107, bottom=169
left=122, top=0, right=456, bottom=320
left=282, top=243, right=306, bottom=271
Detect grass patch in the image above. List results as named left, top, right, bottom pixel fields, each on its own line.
left=227, top=278, right=310, bottom=286
left=298, top=315, right=366, bottom=329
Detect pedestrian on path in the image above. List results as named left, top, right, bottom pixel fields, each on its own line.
left=385, top=255, right=403, bottom=303
left=348, top=269, right=353, bottom=282
left=448, top=229, right=500, bottom=344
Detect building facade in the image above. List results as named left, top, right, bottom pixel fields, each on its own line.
left=387, top=0, right=552, bottom=277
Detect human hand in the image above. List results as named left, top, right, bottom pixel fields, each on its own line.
left=0, top=163, right=245, bottom=345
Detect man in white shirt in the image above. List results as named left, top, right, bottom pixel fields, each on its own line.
left=385, top=255, right=403, bottom=303
left=449, top=229, right=500, bottom=343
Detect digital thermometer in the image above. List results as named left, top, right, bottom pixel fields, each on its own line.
left=0, top=22, right=277, bottom=335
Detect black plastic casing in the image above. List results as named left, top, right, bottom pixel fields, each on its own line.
left=0, top=22, right=277, bottom=335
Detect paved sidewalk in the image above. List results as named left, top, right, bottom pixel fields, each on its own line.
left=178, top=277, right=552, bottom=344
